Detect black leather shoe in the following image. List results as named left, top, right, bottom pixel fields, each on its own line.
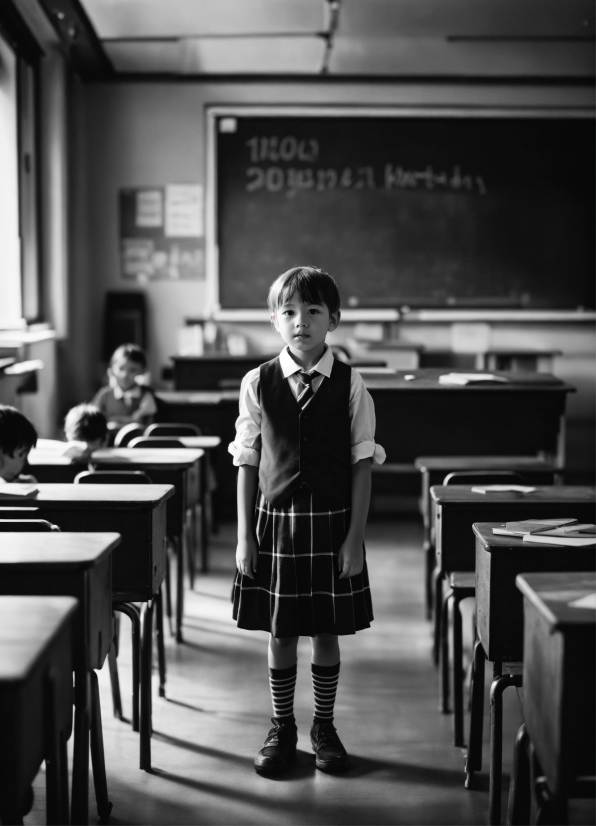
left=310, top=721, right=349, bottom=772
left=254, top=719, right=298, bottom=774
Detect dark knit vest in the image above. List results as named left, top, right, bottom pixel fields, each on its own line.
left=258, top=356, right=352, bottom=509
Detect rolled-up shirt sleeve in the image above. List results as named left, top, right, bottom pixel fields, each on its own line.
left=349, top=370, right=387, bottom=466
left=228, top=368, right=262, bottom=467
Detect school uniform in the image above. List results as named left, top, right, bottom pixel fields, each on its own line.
left=91, top=381, right=157, bottom=424
left=229, top=346, right=385, bottom=638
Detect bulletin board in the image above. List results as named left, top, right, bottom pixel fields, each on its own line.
left=119, top=185, right=205, bottom=281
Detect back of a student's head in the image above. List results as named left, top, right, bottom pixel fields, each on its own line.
left=0, top=405, right=38, bottom=457
left=268, top=266, right=341, bottom=317
left=64, top=404, right=107, bottom=447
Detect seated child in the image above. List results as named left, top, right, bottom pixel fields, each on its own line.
left=0, top=404, right=38, bottom=483
left=62, top=403, right=108, bottom=461
left=91, top=343, right=157, bottom=431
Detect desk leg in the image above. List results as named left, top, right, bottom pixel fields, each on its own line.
left=71, top=669, right=90, bottom=825
left=489, top=669, right=523, bottom=825
left=90, top=670, right=112, bottom=823
left=107, top=644, right=123, bottom=721
left=506, top=724, right=531, bottom=825
left=465, top=639, right=485, bottom=788
left=174, top=537, right=184, bottom=643
left=432, top=568, right=443, bottom=665
left=156, top=586, right=167, bottom=697
left=140, top=601, right=154, bottom=771
left=440, top=590, right=451, bottom=713
left=186, top=509, right=196, bottom=591
left=45, top=671, right=67, bottom=826
left=201, top=456, right=210, bottom=573
left=113, top=602, right=141, bottom=732
left=452, top=592, right=465, bottom=747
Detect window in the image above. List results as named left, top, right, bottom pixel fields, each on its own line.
left=0, top=32, right=21, bottom=327
left=0, top=1, right=42, bottom=330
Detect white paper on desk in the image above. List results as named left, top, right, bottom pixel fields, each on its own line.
left=472, top=485, right=536, bottom=494
left=568, top=593, right=596, bottom=610
left=438, top=373, right=508, bottom=385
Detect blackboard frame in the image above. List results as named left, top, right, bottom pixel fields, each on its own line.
left=205, top=105, right=595, bottom=322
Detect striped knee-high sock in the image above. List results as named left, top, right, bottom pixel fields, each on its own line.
left=312, top=662, right=340, bottom=724
left=269, top=664, right=297, bottom=722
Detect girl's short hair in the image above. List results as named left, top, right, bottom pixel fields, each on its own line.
left=268, top=266, right=341, bottom=316
left=64, top=404, right=107, bottom=443
left=110, top=343, right=147, bottom=370
left=0, top=404, right=38, bottom=455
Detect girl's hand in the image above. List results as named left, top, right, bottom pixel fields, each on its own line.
left=338, top=536, right=364, bottom=579
left=236, top=535, right=258, bottom=579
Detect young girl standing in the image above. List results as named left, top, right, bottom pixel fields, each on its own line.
left=229, top=266, right=385, bottom=774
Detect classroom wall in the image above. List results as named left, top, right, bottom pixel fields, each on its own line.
left=66, top=78, right=594, bottom=478
left=71, top=80, right=593, bottom=397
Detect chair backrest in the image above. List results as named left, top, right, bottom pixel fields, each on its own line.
left=145, top=423, right=201, bottom=437
left=0, top=519, right=60, bottom=532
left=75, top=470, right=153, bottom=484
left=128, top=437, right=185, bottom=449
left=443, top=470, right=524, bottom=486
left=113, top=422, right=145, bottom=447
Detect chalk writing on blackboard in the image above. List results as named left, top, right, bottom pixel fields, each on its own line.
left=245, top=135, right=319, bottom=163
left=245, top=164, right=486, bottom=196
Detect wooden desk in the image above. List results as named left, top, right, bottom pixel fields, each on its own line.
left=29, top=484, right=173, bottom=603
left=510, top=573, right=596, bottom=823
left=90, top=449, right=203, bottom=640
left=178, top=435, right=221, bottom=571
left=158, top=370, right=573, bottom=516
left=469, top=524, right=596, bottom=824
left=0, top=595, right=76, bottom=825
left=0, top=533, right=119, bottom=824
left=172, top=354, right=276, bottom=390
left=432, top=485, right=595, bottom=573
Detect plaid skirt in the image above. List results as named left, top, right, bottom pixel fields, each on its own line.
left=232, top=486, right=374, bottom=637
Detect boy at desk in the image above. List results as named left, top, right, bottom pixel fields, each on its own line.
left=92, top=343, right=157, bottom=432
left=0, top=405, right=38, bottom=483
left=62, top=403, right=108, bottom=460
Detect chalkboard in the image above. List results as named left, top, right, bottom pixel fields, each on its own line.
left=214, top=113, right=595, bottom=310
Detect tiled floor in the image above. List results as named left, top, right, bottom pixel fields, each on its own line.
left=25, top=518, right=593, bottom=825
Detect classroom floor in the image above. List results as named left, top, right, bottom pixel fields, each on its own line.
left=26, top=518, right=594, bottom=825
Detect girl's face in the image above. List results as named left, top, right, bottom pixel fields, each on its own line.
left=271, top=295, right=339, bottom=363
left=109, top=357, right=144, bottom=391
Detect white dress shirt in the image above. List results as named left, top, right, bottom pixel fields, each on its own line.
left=228, top=346, right=386, bottom=468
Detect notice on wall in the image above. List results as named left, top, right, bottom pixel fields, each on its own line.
left=120, top=185, right=204, bottom=281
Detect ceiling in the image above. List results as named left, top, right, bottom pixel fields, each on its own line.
left=23, top=0, right=596, bottom=78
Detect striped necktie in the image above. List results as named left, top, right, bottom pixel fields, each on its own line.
left=296, top=371, right=317, bottom=409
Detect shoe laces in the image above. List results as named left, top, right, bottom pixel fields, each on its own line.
left=264, top=721, right=294, bottom=747
left=312, top=723, right=340, bottom=749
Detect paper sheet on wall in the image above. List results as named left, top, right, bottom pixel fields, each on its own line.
left=165, top=185, right=203, bottom=238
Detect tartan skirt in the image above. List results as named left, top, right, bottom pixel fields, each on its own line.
left=232, top=486, right=374, bottom=638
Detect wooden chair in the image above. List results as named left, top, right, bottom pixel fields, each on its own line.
left=438, top=471, right=523, bottom=748
left=113, top=422, right=144, bottom=447
left=128, top=437, right=185, bottom=449
left=75, top=470, right=153, bottom=485
left=0, top=519, right=60, bottom=532
left=145, top=422, right=201, bottom=437
left=128, top=436, right=196, bottom=618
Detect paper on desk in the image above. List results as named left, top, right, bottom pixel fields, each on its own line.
left=568, top=593, right=596, bottom=610
left=0, top=482, right=38, bottom=497
left=438, top=373, right=508, bottom=386
left=473, top=485, right=536, bottom=494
